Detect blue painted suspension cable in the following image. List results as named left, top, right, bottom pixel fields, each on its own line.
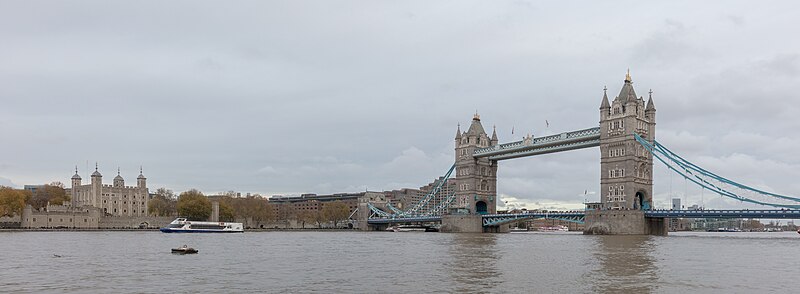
left=634, top=134, right=800, bottom=209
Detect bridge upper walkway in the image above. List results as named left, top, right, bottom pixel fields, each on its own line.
left=472, top=127, right=600, bottom=160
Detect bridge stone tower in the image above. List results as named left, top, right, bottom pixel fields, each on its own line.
left=454, top=113, right=499, bottom=214
left=599, top=70, right=656, bottom=211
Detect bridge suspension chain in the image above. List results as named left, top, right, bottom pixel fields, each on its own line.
left=634, top=134, right=800, bottom=209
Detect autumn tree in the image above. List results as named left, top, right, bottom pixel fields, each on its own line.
left=322, top=201, right=351, bottom=228
left=296, top=209, right=315, bottom=229
left=0, top=187, right=31, bottom=217
left=219, top=201, right=235, bottom=222
left=29, top=183, right=69, bottom=209
left=177, top=189, right=211, bottom=221
left=148, top=187, right=177, bottom=216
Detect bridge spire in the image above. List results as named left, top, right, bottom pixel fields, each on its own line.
left=625, top=68, right=632, bottom=83
left=491, top=125, right=498, bottom=145
left=455, top=123, right=462, bottom=140
left=600, top=85, right=610, bottom=109
left=646, top=89, right=656, bottom=111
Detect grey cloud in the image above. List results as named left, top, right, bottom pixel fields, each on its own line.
left=2, top=1, right=800, bottom=211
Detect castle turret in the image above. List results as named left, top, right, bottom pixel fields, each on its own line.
left=137, top=167, right=147, bottom=189
left=71, top=166, right=81, bottom=207
left=113, top=168, right=124, bottom=187
left=91, top=163, right=102, bottom=207
left=71, top=166, right=81, bottom=187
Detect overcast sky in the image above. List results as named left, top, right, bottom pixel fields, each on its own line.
left=2, top=1, right=800, bottom=210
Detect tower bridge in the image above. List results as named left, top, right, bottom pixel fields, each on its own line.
left=363, top=71, right=800, bottom=235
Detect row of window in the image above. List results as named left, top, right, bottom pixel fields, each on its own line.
left=608, top=148, right=626, bottom=157
left=31, top=218, right=90, bottom=222
left=102, top=200, right=143, bottom=205
left=606, top=195, right=626, bottom=202
left=103, top=208, right=141, bottom=214
left=609, top=168, right=625, bottom=178
left=101, top=193, right=138, bottom=199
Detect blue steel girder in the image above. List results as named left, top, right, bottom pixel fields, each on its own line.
left=367, top=216, right=442, bottom=224
left=481, top=212, right=586, bottom=227
left=473, top=127, right=600, bottom=161
left=645, top=209, right=800, bottom=219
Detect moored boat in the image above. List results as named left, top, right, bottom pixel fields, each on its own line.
left=537, top=225, right=569, bottom=232
left=386, top=225, right=429, bottom=232
left=160, top=218, right=244, bottom=233
left=171, top=245, right=198, bottom=254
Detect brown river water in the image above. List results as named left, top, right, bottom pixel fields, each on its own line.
left=1, top=231, right=798, bottom=293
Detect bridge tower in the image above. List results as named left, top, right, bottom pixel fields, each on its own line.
left=599, top=70, right=656, bottom=211
left=454, top=113, right=498, bottom=215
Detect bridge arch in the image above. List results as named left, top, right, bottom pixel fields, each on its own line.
left=475, top=201, right=488, bottom=214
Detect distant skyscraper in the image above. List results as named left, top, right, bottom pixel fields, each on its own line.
left=672, top=198, right=681, bottom=210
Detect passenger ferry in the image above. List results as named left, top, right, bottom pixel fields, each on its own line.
left=160, top=218, right=244, bottom=233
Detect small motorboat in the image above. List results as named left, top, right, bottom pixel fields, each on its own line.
left=171, top=245, right=198, bottom=254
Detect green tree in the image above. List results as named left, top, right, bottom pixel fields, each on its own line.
left=322, top=201, right=350, bottom=228
left=177, top=189, right=211, bottom=221
left=219, top=201, right=235, bottom=222
left=0, top=187, right=31, bottom=217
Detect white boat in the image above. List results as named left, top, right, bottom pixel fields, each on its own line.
left=160, top=218, right=244, bottom=233
left=386, top=225, right=427, bottom=232
left=538, top=225, right=569, bottom=232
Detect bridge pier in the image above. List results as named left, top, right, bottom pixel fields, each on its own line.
left=440, top=215, right=483, bottom=233
left=440, top=215, right=510, bottom=233
left=584, top=210, right=667, bottom=236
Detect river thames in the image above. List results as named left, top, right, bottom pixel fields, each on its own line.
left=1, top=231, right=798, bottom=293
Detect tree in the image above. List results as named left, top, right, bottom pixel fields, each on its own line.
left=321, top=201, right=351, bottom=228
left=311, top=210, right=325, bottom=229
left=155, top=188, right=176, bottom=200
left=149, top=187, right=177, bottom=216
left=29, top=184, right=69, bottom=209
left=0, top=187, right=30, bottom=217
left=219, top=201, right=235, bottom=222
left=177, top=189, right=211, bottom=221
left=296, top=210, right=315, bottom=229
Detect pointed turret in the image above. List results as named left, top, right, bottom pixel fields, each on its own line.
left=91, top=163, right=102, bottom=178
left=72, top=166, right=81, bottom=180
left=616, top=69, right=637, bottom=104
left=600, top=86, right=610, bottom=109
left=455, top=123, right=462, bottom=140
left=137, top=166, right=147, bottom=189
left=491, top=125, right=498, bottom=146
left=466, top=112, right=486, bottom=136
left=646, top=89, right=656, bottom=111
left=113, top=167, right=124, bottom=187
left=71, top=166, right=81, bottom=188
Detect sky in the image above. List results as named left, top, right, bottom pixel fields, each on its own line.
left=2, top=1, right=800, bottom=211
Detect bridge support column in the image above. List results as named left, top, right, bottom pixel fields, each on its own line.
left=440, top=215, right=483, bottom=233
left=584, top=210, right=667, bottom=236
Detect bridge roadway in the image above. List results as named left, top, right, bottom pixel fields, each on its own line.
left=367, top=209, right=800, bottom=226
